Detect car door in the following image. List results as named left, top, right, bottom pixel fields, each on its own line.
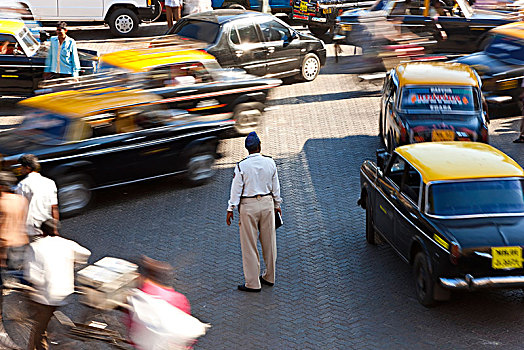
left=24, top=0, right=58, bottom=18
left=255, top=17, right=301, bottom=76
left=58, top=0, right=103, bottom=18
left=227, top=19, right=268, bottom=76
left=391, top=161, right=423, bottom=258
left=373, top=153, right=405, bottom=245
left=0, top=34, right=35, bottom=95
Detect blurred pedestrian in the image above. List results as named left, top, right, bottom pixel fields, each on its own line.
left=226, top=132, right=282, bottom=292
left=513, top=81, right=524, bottom=143
left=43, top=22, right=80, bottom=79
left=25, top=219, right=90, bottom=350
left=15, top=154, right=59, bottom=240
left=165, top=0, right=182, bottom=30
left=0, top=171, right=28, bottom=350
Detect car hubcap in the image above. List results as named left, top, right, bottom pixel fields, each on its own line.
left=236, top=109, right=260, bottom=131
left=58, top=182, right=91, bottom=214
left=115, top=14, right=134, bottom=34
left=187, top=154, right=215, bottom=181
left=303, top=57, right=319, bottom=80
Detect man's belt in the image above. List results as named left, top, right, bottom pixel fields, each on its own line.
left=241, top=193, right=272, bottom=199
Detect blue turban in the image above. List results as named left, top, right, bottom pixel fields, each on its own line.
left=245, top=131, right=260, bottom=151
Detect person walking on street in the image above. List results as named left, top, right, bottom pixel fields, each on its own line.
left=226, top=132, right=282, bottom=292
left=15, top=155, right=59, bottom=240
left=43, top=22, right=80, bottom=79
left=513, top=81, right=524, bottom=143
left=25, top=219, right=90, bottom=350
left=0, top=172, right=28, bottom=350
left=165, top=0, right=182, bottom=30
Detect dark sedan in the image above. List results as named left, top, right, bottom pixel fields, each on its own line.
left=2, top=87, right=234, bottom=217
left=0, top=19, right=97, bottom=97
left=359, top=142, right=524, bottom=306
left=166, top=10, right=327, bottom=82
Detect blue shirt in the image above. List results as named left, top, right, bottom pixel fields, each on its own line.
left=44, top=36, right=80, bottom=77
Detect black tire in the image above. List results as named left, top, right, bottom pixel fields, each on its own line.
left=379, top=111, right=384, bottom=140
left=308, top=24, right=328, bottom=37
left=108, top=8, right=139, bottom=37
left=386, top=132, right=395, bottom=153
left=57, top=174, right=93, bottom=218
left=413, top=252, right=436, bottom=307
left=365, top=196, right=376, bottom=245
left=185, top=146, right=217, bottom=186
left=233, top=102, right=263, bottom=135
left=297, top=53, right=321, bottom=82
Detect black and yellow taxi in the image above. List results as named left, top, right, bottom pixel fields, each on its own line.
left=359, top=142, right=524, bottom=306
left=380, top=61, right=489, bottom=152
left=2, top=87, right=234, bottom=217
left=454, top=21, right=524, bottom=113
left=96, top=47, right=281, bottom=135
left=0, top=19, right=97, bottom=97
left=338, top=0, right=518, bottom=53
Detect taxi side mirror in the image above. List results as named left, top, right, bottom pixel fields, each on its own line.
left=376, top=148, right=389, bottom=173
left=40, top=31, right=50, bottom=42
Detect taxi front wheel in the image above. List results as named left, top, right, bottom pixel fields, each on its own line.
left=298, top=53, right=321, bottom=82
left=365, top=197, right=377, bottom=245
left=233, top=102, right=263, bottom=135
left=413, top=252, right=436, bottom=307
left=57, top=174, right=93, bottom=218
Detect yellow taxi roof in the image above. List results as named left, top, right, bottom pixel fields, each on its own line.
left=19, top=88, right=161, bottom=118
left=395, top=62, right=479, bottom=87
left=100, top=48, right=217, bottom=72
left=0, top=19, right=24, bottom=36
left=491, top=21, right=524, bottom=40
left=396, top=142, right=524, bottom=183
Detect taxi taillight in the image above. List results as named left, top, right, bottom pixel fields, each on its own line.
left=400, top=124, right=408, bottom=143
left=450, top=242, right=462, bottom=265
left=316, top=1, right=320, bottom=12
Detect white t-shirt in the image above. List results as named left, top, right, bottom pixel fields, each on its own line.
left=25, top=236, right=90, bottom=306
left=15, top=172, right=58, bottom=236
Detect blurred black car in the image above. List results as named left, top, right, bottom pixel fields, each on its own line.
left=2, top=87, right=234, bottom=217
left=0, top=19, right=97, bottom=97
left=166, top=10, right=327, bottom=82
left=338, top=0, right=517, bottom=53
left=454, top=21, right=524, bottom=113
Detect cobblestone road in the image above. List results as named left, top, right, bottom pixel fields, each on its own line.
left=2, top=22, right=524, bottom=350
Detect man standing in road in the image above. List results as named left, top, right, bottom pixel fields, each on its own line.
left=43, top=22, right=80, bottom=79
left=226, top=132, right=282, bottom=292
left=165, top=0, right=182, bottom=30
left=15, top=154, right=59, bottom=240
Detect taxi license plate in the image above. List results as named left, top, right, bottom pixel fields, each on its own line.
left=492, top=247, right=522, bottom=269
left=341, top=24, right=352, bottom=31
left=431, top=129, right=454, bottom=141
left=323, top=8, right=332, bottom=13
left=300, top=1, right=308, bottom=12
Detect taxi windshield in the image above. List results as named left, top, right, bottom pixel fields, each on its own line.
left=400, top=86, right=479, bottom=114
left=485, top=35, right=524, bottom=65
left=427, top=179, right=524, bottom=217
left=18, top=110, right=70, bottom=141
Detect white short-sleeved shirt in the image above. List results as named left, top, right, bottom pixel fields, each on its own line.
left=165, top=0, right=182, bottom=7
left=15, top=172, right=58, bottom=236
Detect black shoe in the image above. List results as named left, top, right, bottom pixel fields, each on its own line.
left=259, top=276, right=274, bottom=286
left=513, top=137, right=524, bottom=143
left=237, top=284, right=261, bottom=292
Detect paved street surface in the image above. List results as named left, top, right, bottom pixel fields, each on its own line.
left=2, top=21, right=524, bottom=350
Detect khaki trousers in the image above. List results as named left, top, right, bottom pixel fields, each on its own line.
left=239, top=196, right=276, bottom=289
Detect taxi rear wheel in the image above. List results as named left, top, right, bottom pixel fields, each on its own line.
left=186, top=147, right=216, bottom=186
left=233, top=102, right=263, bottom=135
left=108, top=8, right=139, bottom=37
left=57, top=174, right=93, bottom=218
left=413, top=252, right=436, bottom=307
left=365, top=197, right=377, bottom=245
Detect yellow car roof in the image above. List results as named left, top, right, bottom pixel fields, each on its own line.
left=100, top=48, right=217, bottom=72
left=19, top=88, right=161, bottom=118
left=396, top=142, right=524, bottom=183
left=491, top=21, right=524, bottom=40
left=0, top=19, right=24, bottom=36
left=395, top=62, right=479, bottom=87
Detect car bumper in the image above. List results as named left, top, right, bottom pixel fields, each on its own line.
left=137, top=6, right=155, bottom=20
left=440, top=274, right=524, bottom=290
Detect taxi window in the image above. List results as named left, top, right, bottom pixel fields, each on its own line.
left=232, top=21, right=260, bottom=44
left=427, top=179, right=524, bottom=217
left=0, top=34, right=18, bottom=56
left=258, top=19, right=290, bottom=42
left=171, top=20, right=219, bottom=43
left=18, top=110, right=70, bottom=141
left=400, top=86, right=478, bottom=114
left=148, top=62, right=212, bottom=88
left=386, top=155, right=405, bottom=188
left=402, top=165, right=421, bottom=204
left=485, top=35, right=524, bottom=65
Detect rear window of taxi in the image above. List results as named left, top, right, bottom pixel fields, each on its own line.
left=485, top=34, right=524, bottom=65
left=18, top=109, right=70, bottom=141
left=400, top=86, right=479, bottom=114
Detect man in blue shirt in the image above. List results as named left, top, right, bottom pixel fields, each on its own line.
left=44, top=22, right=80, bottom=79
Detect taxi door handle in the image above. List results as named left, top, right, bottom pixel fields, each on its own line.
left=267, top=46, right=275, bottom=53
left=235, top=50, right=244, bottom=57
